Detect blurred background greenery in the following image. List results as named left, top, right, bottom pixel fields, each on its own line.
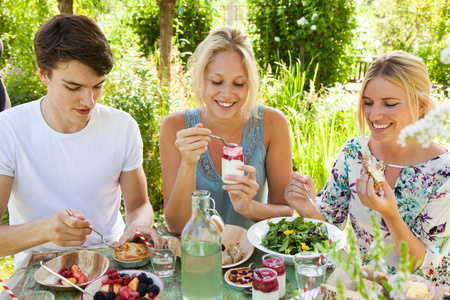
left=0, top=0, right=449, bottom=284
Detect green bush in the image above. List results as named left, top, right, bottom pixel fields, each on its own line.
left=371, top=0, right=450, bottom=85
left=247, top=0, right=358, bottom=88
left=130, top=0, right=219, bottom=64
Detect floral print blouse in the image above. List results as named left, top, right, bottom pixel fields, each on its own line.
left=317, top=137, right=450, bottom=291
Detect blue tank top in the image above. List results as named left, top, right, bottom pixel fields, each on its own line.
left=184, top=105, right=268, bottom=229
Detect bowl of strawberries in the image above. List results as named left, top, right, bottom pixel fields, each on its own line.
left=84, top=269, right=163, bottom=300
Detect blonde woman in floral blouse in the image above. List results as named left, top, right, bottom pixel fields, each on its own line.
left=285, top=51, right=450, bottom=291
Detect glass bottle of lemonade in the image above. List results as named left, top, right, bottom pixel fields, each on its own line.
left=181, top=190, right=222, bottom=299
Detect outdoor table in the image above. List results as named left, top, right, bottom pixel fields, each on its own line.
left=0, top=245, right=332, bottom=299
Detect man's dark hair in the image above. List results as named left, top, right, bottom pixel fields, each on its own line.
left=34, top=14, right=114, bottom=77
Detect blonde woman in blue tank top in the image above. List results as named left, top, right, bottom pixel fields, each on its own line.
left=160, top=27, right=294, bottom=235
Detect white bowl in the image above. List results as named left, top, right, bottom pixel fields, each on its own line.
left=83, top=269, right=164, bottom=299
left=224, top=267, right=254, bottom=289
left=247, top=217, right=346, bottom=265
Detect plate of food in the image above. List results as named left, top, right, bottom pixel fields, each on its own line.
left=83, top=269, right=163, bottom=299
left=224, top=267, right=254, bottom=289
left=34, top=250, right=109, bottom=291
left=221, top=224, right=254, bottom=268
left=247, top=216, right=345, bottom=265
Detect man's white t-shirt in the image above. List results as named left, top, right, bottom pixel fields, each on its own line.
left=0, top=98, right=143, bottom=266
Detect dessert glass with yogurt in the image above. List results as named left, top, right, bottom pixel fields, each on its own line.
left=252, top=268, right=279, bottom=300
left=262, top=254, right=286, bottom=299
left=222, top=145, right=244, bottom=184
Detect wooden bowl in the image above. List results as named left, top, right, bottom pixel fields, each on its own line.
left=222, top=224, right=254, bottom=268
left=34, top=250, right=109, bottom=291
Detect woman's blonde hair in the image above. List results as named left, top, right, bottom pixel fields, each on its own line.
left=187, top=27, right=259, bottom=121
left=357, top=51, right=435, bottom=140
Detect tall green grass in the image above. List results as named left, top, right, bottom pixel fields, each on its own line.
left=261, top=61, right=359, bottom=191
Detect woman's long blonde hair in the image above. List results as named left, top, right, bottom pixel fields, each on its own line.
left=187, top=27, right=260, bottom=121
left=357, top=51, right=435, bottom=141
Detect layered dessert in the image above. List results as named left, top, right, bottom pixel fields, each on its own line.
left=222, top=145, right=244, bottom=184
left=262, top=255, right=286, bottom=299
left=252, top=268, right=279, bottom=300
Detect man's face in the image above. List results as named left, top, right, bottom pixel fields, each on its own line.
left=39, top=60, right=106, bottom=133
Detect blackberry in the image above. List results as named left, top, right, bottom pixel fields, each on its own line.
left=147, top=284, right=160, bottom=295
left=105, top=291, right=116, bottom=300
left=137, top=282, right=149, bottom=296
left=93, top=291, right=106, bottom=300
left=137, top=272, right=153, bottom=285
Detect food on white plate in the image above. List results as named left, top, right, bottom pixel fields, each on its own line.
left=222, top=242, right=245, bottom=265
left=320, top=283, right=365, bottom=300
left=225, top=267, right=254, bottom=287
left=114, top=242, right=150, bottom=262
left=361, top=151, right=385, bottom=190
left=58, top=265, right=88, bottom=285
left=406, top=281, right=429, bottom=298
left=261, top=216, right=330, bottom=255
left=93, top=269, right=160, bottom=300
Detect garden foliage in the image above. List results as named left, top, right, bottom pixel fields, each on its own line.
left=130, top=0, right=220, bottom=64
left=246, top=0, right=358, bottom=88
left=370, top=0, right=450, bottom=85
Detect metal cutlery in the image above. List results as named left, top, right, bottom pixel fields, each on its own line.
left=39, top=261, right=94, bottom=299
left=63, top=208, right=122, bottom=251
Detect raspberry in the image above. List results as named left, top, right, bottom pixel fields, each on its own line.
left=137, top=273, right=152, bottom=285
left=93, top=291, right=106, bottom=300
left=147, top=284, right=160, bottom=296
left=105, top=291, right=116, bottom=300
left=137, top=283, right=148, bottom=296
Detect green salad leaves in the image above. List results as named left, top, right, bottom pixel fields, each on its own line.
left=261, top=217, right=330, bottom=255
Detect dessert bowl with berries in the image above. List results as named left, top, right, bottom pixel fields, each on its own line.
left=34, top=251, right=109, bottom=291
left=84, top=269, right=164, bottom=300
left=224, top=267, right=254, bottom=290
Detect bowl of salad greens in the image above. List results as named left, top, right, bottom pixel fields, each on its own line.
left=247, top=216, right=345, bottom=265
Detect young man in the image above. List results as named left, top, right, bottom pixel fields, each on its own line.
left=0, top=14, right=157, bottom=268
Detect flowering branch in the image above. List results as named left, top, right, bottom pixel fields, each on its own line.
left=397, top=105, right=450, bottom=148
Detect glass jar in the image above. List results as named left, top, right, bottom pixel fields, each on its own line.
left=181, top=190, right=223, bottom=300
left=252, top=268, right=279, bottom=300
left=262, top=254, right=286, bottom=298
left=222, top=145, right=244, bottom=184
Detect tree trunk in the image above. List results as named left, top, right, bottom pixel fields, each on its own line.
left=158, top=0, right=176, bottom=86
left=57, top=0, right=73, bottom=14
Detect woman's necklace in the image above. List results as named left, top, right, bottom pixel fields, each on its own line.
left=384, top=163, right=410, bottom=169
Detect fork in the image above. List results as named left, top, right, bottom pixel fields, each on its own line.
left=63, top=208, right=122, bottom=251
left=208, top=134, right=237, bottom=148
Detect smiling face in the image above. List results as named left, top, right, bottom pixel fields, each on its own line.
left=362, top=77, right=421, bottom=143
left=39, top=60, right=106, bottom=133
left=202, top=51, right=249, bottom=121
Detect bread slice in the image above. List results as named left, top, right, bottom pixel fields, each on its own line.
left=320, top=283, right=365, bottom=300
left=361, top=151, right=385, bottom=190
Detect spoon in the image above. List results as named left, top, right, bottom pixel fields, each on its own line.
left=39, top=261, right=94, bottom=299
left=249, top=263, right=264, bottom=279
left=302, top=182, right=317, bottom=208
left=63, top=208, right=122, bottom=251
left=208, top=134, right=237, bottom=148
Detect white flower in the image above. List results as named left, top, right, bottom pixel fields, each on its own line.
left=311, top=12, right=318, bottom=20
left=274, top=37, right=280, bottom=42
left=351, top=29, right=356, bottom=35
left=302, top=1, right=307, bottom=6
left=398, top=105, right=450, bottom=147
left=297, top=17, right=309, bottom=26
left=441, top=46, right=450, bottom=64
left=311, top=25, right=316, bottom=31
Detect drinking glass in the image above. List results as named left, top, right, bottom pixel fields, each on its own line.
left=294, top=252, right=327, bottom=294
left=149, top=236, right=179, bottom=277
